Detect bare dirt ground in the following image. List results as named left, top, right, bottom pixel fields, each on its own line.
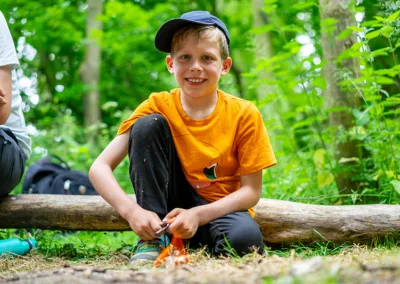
left=1, top=246, right=400, bottom=284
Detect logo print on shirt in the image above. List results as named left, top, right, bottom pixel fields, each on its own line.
left=203, top=162, right=218, bottom=179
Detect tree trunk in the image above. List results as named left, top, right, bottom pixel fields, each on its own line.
left=252, top=0, right=284, bottom=142
left=319, top=0, right=363, bottom=194
left=212, top=0, right=244, bottom=98
left=80, top=0, right=103, bottom=136
left=252, top=0, right=275, bottom=104
left=1, top=195, right=399, bottom=245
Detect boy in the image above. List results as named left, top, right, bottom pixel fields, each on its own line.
left=0, top=11, right=31, bottom=196
left=89, top=11, right=276, bottom=262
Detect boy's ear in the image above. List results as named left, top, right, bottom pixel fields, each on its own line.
left=166, top=55, right=174, bottom=74
left=221, top=57, right=232, bottom=76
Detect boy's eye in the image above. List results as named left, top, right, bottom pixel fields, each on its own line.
left=203, top=56, right=212, bottom=61
left=181, top=55, right=191, bottom=59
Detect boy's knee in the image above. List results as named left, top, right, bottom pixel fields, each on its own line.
left=213, top=214, right=264, bottom=256
left=0, top=182, right=14, bottom=197
left=0, top=165, right=22, bottom=197
left=225, top=223, right=264, bottom=256
left=0, top=133, right=24, bottom=197
left=130, top=114, right=168, bottom=138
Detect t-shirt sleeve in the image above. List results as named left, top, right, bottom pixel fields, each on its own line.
left=236, top=103, right=277, bottom=175
left=0, top=11, right=19, bottom=70
left=117, top=99, right=154, bottom=135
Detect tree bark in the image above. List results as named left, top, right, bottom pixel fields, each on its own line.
left=252, top=0, right=275, bottom=100
left=252, top=0, right=283, bottom=139
left=1, top=195, right=399, bottom=245
left=212, top=1, right=244, bottom=98
left=319, top=0, right=363, bottom=194
left=229, top=63, right=244, bottom=98
left=80, top=0, right=103, bottom=134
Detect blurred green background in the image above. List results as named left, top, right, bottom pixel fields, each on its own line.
left=1, top=0, right=399, bottom=205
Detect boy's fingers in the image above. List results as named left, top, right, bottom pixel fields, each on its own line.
left=166, top=217, right=179, bottom=231
left=150, top=219, right=163, bottom=232
left=141, top=232, right=155, bottom=240
left=167, top=216, right=176, bottom=224
left=163, top=209, right=182, bottom=221
left=142, top=225, right=157, bottom=240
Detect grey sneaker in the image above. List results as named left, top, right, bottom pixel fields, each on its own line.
left=130, top=234, right=170, bottom=263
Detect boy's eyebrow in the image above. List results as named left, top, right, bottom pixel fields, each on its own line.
left=202, top=51, right=217, bottom=56
left=175, top=48, right=218, bottom=54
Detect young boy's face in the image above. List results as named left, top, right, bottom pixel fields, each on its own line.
left=166, top=32, right=232, bottom=100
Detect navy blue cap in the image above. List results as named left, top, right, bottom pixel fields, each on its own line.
left=155, top=11, right=230, bottom=53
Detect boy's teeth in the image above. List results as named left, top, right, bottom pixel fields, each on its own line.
left=188, top=79, right=204, bottom=83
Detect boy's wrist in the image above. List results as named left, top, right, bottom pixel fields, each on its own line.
left=118, top=199, right=140, bottom=220
left=192, top=205, right=209, bottom=225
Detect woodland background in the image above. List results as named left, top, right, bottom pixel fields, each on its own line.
left=1, top=0, right=399, bottom=205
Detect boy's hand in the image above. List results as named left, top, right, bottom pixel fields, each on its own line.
left=164, top=208, right=200, bottom=239
left=126, top=206, right=163, bottom=240
left=0, top=89, right=7, bottom=105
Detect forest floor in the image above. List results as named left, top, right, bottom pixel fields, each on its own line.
left=1, top=245, right=400, bottom=283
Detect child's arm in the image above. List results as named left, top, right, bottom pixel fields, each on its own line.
left=89, top=131, right=163, bottom=240
left=0, top=65, right=12, bottom=124
left=165, top=170, right=262, bottom=239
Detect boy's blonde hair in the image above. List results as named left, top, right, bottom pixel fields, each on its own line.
left=170, top=25, right=229, bottom=60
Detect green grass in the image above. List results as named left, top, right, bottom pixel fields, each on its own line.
left=0, top=229, right=138, bottom=260
left=266, top=242, right=351, bottom=259
left=1, top=228, right=399, bottom=261
left=265, top=232, right=400, bottom=259
left=1, top=229, right=399, bottom=283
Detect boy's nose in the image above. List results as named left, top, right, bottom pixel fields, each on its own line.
left=189, top=60, right=202, bottom=72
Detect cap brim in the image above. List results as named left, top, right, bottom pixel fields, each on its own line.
left=155, top=19, right=211, bottom=53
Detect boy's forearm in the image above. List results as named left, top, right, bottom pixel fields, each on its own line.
left=194, top=185, right=261, bottom=225
left=89, top=162, right=139, bottom=220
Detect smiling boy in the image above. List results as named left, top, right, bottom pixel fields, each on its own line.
left=89, top=11, right=276, bottom=262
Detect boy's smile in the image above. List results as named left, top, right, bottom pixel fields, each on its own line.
left=186, top=78, right=206, bottom=85
left=166, top=34, right=232, bottom=103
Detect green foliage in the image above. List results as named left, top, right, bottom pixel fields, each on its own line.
left=0, top=229, right=138, bottom=259
left=11, top=107, right=133, bottom=195
left=266, top=232, right=400, bottom=259
left=254, top=0, right=400, bottom=205
left=222, top=234, right=240, bottom=258
left=267, top=242, right=350, bottom=258
left=1, top=0, right=399, bottom=205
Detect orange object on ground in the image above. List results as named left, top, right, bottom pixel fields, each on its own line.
left=153, top=217, right=189, bottom=268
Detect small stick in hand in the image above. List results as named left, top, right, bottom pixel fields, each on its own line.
left=155, top=217, right=176, bottom=236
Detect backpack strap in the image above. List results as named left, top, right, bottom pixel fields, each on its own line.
left=46, top=155, right=71, bottom=171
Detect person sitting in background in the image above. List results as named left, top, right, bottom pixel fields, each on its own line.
left=0, top=10, right=31, bottom=196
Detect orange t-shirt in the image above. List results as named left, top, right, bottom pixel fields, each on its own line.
left=117, top=88, right=277, bottom=217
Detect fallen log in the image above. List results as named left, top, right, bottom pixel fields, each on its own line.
left=0, top=195, right=399, bottom=244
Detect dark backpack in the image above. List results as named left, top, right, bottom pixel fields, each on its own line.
left=22, top=155, right=97, bottom=195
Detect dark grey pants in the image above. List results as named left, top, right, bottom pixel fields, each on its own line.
left=0, top=128, right=26, bottom=197
left=128, top=114, right=264, bottom=256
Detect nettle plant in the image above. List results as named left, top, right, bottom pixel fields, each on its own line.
left=254, top=18, right=336, bottom=203
left=336, top=9, right=400, bottom=203
left=257, top=3, right=399, bottom=205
